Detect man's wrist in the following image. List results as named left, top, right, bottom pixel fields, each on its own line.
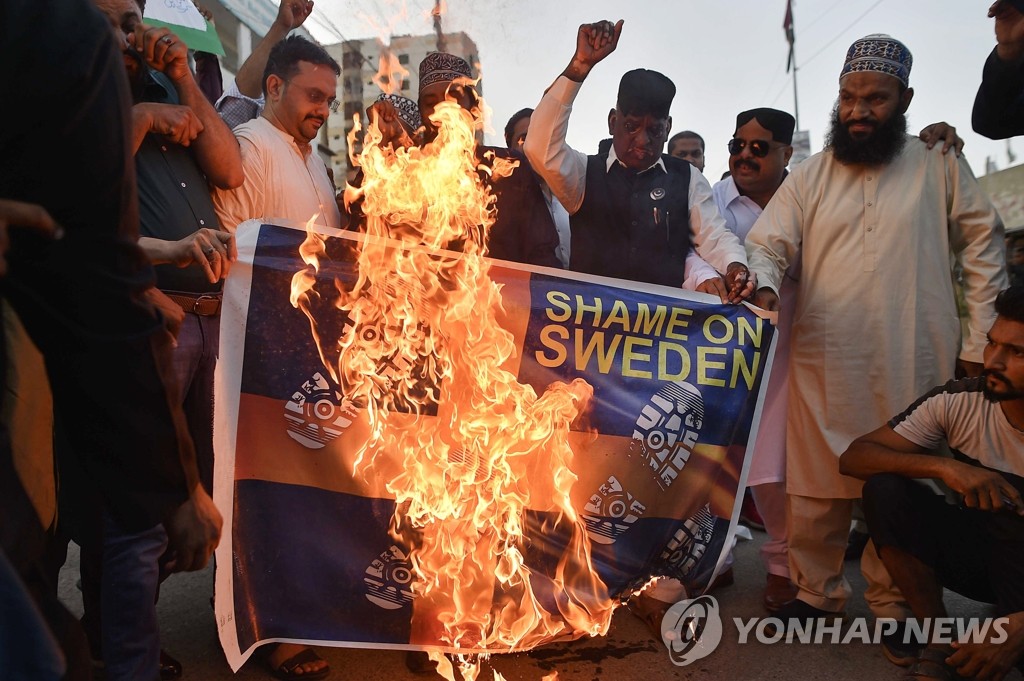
left=267, top=21, right=292, bottom=41
left=561, top=59, right=592, bottom=83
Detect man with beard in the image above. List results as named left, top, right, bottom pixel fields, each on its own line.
left=840, top=285, right=1024, bottom=681
left=745, top=34, right=1007, bottom=657
left=212, top=35, right=343, bottom=233
left=714, top=108, right=799, bottom=614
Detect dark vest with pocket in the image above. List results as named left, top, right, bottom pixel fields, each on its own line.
left=569, top=153, right=692, bottom=286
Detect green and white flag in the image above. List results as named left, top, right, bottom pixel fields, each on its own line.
left=144, top=0, right=224, bottom=55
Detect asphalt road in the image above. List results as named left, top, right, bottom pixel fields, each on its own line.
left=57, top=530, right=1022, bottom=681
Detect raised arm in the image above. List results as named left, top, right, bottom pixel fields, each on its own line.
left=523, top=20, right=623, bottom=215
left=236, top=0, right=313, bottom=98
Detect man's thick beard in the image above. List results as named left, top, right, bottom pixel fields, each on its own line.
left=983, top=371, right=1024, bottom=403
left=825, top=102, right=907, bottom=166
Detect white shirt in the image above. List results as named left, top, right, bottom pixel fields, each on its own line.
left=523, top=76, right=745, bottom=287
left=212, top=116, right=342, bottom=232
left=712, top=176, right=764, bottom=244
left=892, top=378, right=1024, bottom=481
left=540, top=182, right=571, bottom=268
left=746, top=138, right=1007, bottom=497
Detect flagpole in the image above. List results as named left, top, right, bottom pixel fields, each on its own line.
left=792, top=46, right=800, bottom=130
left=784, top=0, right=800, bottom=130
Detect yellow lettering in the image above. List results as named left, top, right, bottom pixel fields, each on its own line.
left=622, top=337, right=653, bottom=379
left=698, top=346, right=728, bottom=387
left=545, top=291, right=572, bottom=323
left=737, top=316, right=763, bottom=348
left=730, top=349, right=761, bottom=390
left=703, top=315, right=734, bottom=344
left=534, top=324, right=569, bottom=368
left=658, top=342, right=691, bottom=381
left=665, top=307, right=693, bottom=341
left=575, top=295, right=603, bottom=327
left=602, top=299, right=631, bottom=332
left=575, top=329, right=621, bottom=374
left=633, top=304, right=667, bottom=336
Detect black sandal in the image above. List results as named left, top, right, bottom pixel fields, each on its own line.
left=263, top=645, right=331, bottom=681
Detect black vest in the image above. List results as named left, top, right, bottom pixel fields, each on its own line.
left=570, top=153, right=692, bottom=286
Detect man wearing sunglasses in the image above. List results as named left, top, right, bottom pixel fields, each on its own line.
left=213, top=35, right=343, bottom=234
left=745, top=35, right=1007, bottom=661
left=524, top=19, right=753, bottom=303
left=710, top=108, right=800, bottom=617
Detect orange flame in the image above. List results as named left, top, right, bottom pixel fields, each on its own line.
left=371, top=43, right=411, bottom=97
left=347, top=112, right=363, bottom=170
left=293, top=87, right=615, bottom=681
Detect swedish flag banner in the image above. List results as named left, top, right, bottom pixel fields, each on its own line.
left=213, top=221, right=777, bottom=670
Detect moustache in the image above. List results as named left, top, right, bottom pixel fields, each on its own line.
left=735, top=160, right=760, bottom=172
left=306, top=115, right=325, bottom=126
left=982, top=368, right=1010, bottom=384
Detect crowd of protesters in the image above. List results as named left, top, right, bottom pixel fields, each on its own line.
left=2, top=0, right=1024, bottom=679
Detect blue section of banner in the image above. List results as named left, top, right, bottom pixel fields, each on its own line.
left=519, top=273, right=773, bottom=444
left=223, top=224, right=777, bottom=655
left=240, top=225, right=359, bottom=401
left=231, top=479, right=412, bottom=651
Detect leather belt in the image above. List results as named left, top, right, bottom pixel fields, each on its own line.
left=164, top=291, right=222, bottom=317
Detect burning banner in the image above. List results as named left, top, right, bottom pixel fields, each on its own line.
left=213, top=221, right=777, bottom=674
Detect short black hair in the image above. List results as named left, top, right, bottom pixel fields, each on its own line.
left=504, top=107, right=533, bottom=148
left=262, top=35, right=340, bottom=96
left=668, top=131, right=704, bottom=152
left=995, top=286, right=1024, bottom=324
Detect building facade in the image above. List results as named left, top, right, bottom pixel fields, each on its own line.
left=323, top=32, right=480, bottom=184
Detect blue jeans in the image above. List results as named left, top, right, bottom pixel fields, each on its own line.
left=96, top=511, right=167, bottom=681
left=80, top=311, right=219, bottom=677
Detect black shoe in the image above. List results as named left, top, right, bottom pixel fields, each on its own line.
left=844, top=529, right=870, bottom=561
left=880, top=621, right=924, bottom=667
left=765, top=599, right=845, bottom=637
left=159, top=650, right=182, bottom=680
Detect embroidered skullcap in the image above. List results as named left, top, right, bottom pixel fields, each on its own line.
left=616, top=69, right=675, bottom=118
left=418, top=52, right=473, bottom=93
left=735, top=108, right=796, bottom=145
left=840, top=34, right=912, bottom=88
left=376, top=93, right=421, bottom=132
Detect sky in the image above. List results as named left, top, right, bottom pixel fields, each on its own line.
left=305, top=0, right=1013, bottom=182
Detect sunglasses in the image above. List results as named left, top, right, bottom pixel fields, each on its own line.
left=727, top=138, right=779, bottom=158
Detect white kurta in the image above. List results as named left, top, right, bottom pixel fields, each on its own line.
left=212, top=116, right=342, bottom=232
left=746, top=136, right=1006, bottom=498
